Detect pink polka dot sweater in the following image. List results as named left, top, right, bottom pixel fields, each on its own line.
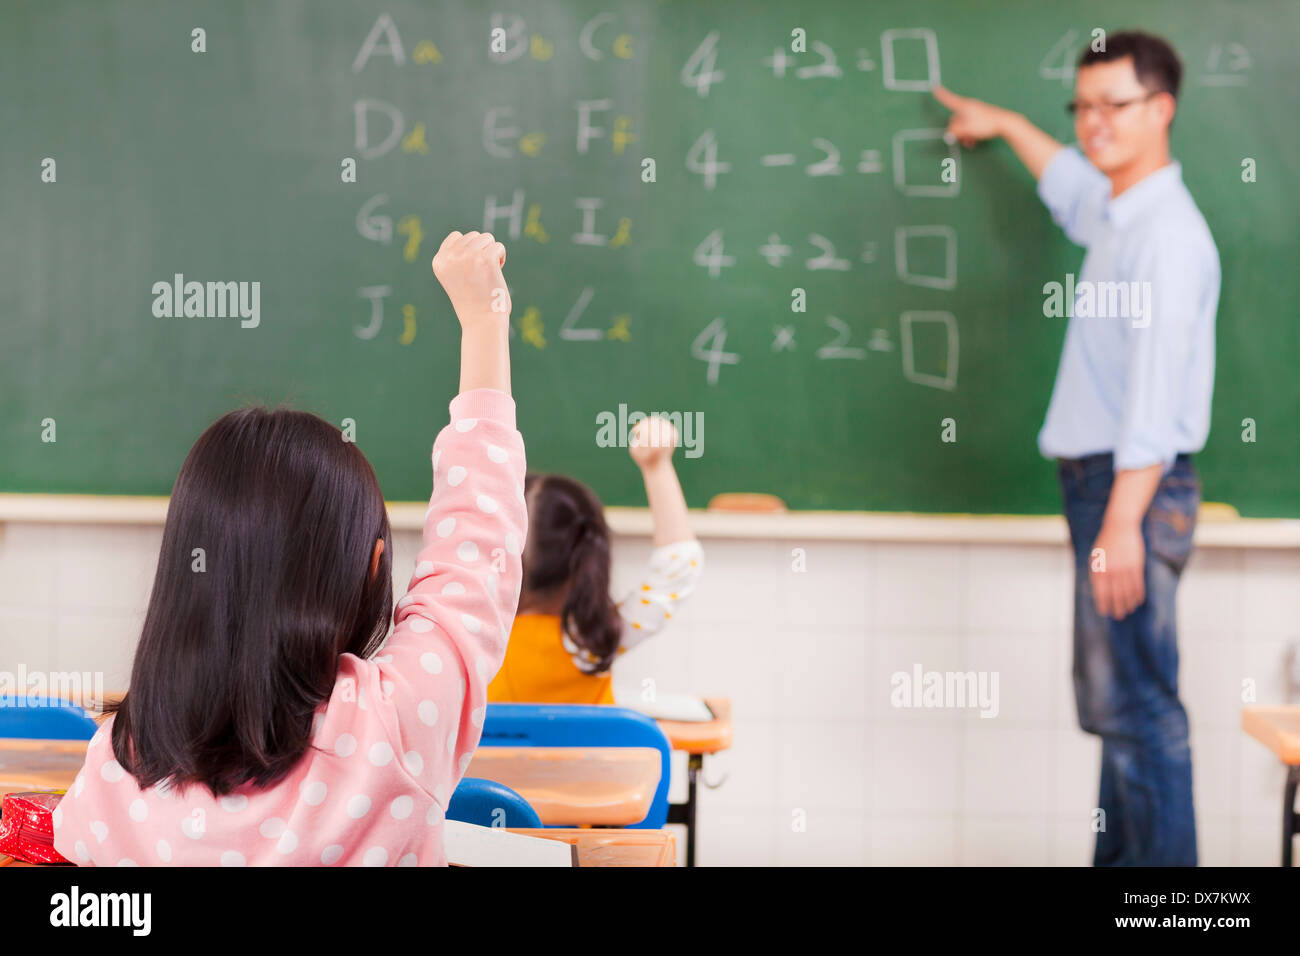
left=53, top=388, right=527, bottom=866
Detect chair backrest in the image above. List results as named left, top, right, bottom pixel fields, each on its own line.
left=447, top=777, right=543, bottom=828
left=481, top=704, right=672, bottom=828
left=0, top=696, right=99, bottom=740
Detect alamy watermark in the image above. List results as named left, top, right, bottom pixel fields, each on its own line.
left=151, top=274, right=261, bottom=328
left=595, top=403, right=703, bottom=458
left=890, top=663, right=1000, bottom=718
left=50, top=886, right=151, bottom=936
left=0, top=665, right=104, bottom=711
left=1042, top=274, right=1151, bottom=328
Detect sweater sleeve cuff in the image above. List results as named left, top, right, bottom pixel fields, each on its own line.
left=449, top=388, right=517, bottom=429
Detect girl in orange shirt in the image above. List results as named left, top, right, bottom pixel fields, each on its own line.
left=488, top=416, right=702, bottom=704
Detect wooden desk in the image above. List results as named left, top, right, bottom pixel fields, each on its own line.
left=0, top=739, right=85, bottom=868
left=1242, top=706, right=1300, bottom=866
left=0, top=740, right=674, bottom=867
left=0, top=738, right=87, bottom=798
left=506, top=828, right=675, bottom=867
left=0, top=738, right=664, bottom=827
left=656, top=696, right=732, bottom=755
left=467, top=746, right=661, bottom=827
left=3, top=829, right=676, bottom=868
left=657, top=696, right=732, bottom=868
left=1243, top=707, right=1300, bottom=764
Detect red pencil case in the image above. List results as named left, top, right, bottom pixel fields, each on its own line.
left=0, top=790, right=72, bottom=864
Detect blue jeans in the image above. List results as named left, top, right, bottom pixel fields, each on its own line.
left=1058, top=453, right=1199, bottom=866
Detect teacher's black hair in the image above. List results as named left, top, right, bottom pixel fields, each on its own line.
left=1079, top=30, right=1183, bottom=101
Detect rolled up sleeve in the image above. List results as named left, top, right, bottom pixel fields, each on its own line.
left=1037, top=147, right=1110, bottom=247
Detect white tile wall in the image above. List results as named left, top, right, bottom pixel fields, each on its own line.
left=1, top=521, right=1296, bottom=866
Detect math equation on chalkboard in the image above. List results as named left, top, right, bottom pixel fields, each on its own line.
left=337, top=14, right=1257, bottom=396
left=339, top=15, right=966, bottom=395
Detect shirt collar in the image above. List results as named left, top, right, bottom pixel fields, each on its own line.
left=1104, top=161, right=1183, bottom=229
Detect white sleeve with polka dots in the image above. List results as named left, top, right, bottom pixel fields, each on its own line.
left=615, top=539, right=703, bottom=654
left=369, top=388, right=527, bottom=803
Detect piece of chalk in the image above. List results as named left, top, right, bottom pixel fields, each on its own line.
left=943, top=132, right=956, bottom=145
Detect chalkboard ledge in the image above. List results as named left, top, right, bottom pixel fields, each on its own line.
left=598, top=506, right=1300, bottom=549
left=2, top=495, right=1298, bottom=550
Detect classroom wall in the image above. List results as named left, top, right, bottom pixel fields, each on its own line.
left=1, top=520, right=1295, bottom=866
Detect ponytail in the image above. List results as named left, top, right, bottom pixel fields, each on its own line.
left=561, top=521, right=622, bottom=674
left=521, top=474, right=624, bottom=674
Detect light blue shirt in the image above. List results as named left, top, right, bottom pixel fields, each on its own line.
left=1036, top=147, right=1220, bottom=471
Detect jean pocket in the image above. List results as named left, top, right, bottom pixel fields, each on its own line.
left=1060, top=458, right=1114, bottom=504
left=1158, top=472, right=1200, bottom=492
left=1147, top=482, right=1199, bottom=569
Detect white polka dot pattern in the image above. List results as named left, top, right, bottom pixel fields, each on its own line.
left=612, top=539, right=705, bottom=658
left=301, top=780, right=327, bottom=806
left=48, top=389, right=525, bottom=868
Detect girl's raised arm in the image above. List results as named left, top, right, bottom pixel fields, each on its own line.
left=358, top=232, right=526, bottom=802
left=629, top=416, right=693, bottom=548
left=618, top=416, right=702, bottom=650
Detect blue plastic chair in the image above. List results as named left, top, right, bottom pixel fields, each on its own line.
left=447, top=777, right=542, bottom=828
left=481, top=704, right=672, bottom=828
left=0, top=695, right=99, bottom=740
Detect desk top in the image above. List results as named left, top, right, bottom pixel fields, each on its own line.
left=0, top=738, right=663, bottom=828
left=467, top=746, right=661, bottom=827
left=657, top=697, right=732, bottom=755
left=1241, top=707, right=1300, bottom=764
left=2, top=827, right=676, bottom=868
left=505, top=828, right=676, bottom=867
left=3, top=692, right=736, bottom=755
left=0, top=737, right=87, bottom=798
left=1, top=738, right=678, bottom=866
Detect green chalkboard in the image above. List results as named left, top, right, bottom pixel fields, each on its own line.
left=2, top=0, right=1297, bottom=514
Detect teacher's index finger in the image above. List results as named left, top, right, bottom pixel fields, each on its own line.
left=931, top=84, right=962, bottom=110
